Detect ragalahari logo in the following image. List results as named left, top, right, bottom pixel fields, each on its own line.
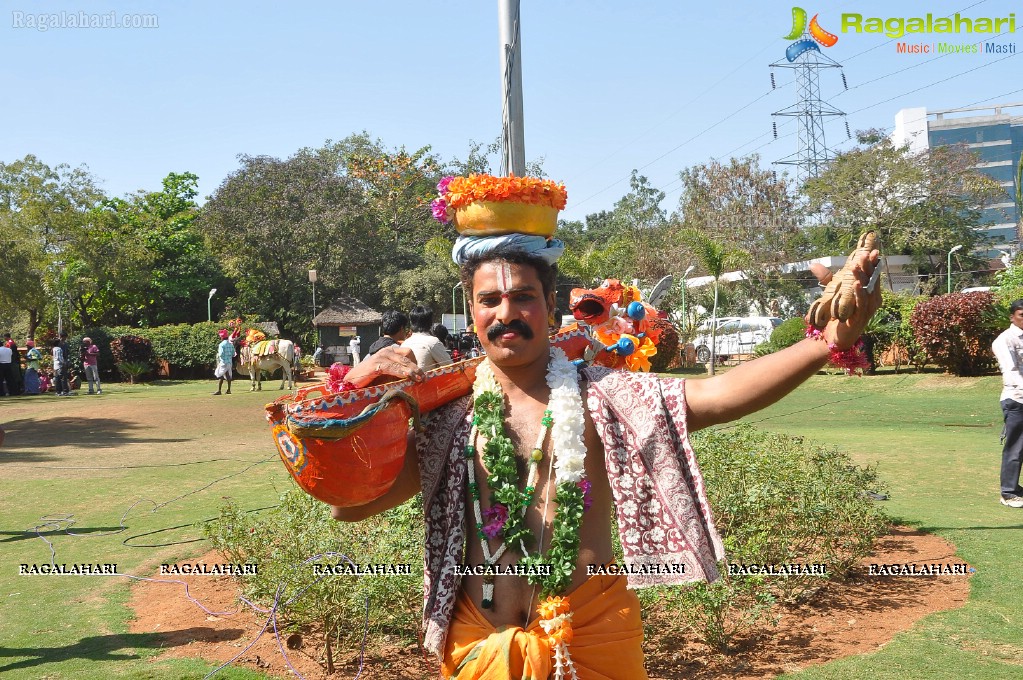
left=783, top=7, right=838, bottom=61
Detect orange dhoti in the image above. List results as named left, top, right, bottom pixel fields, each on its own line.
left=441, top=573, right=648, bottom=679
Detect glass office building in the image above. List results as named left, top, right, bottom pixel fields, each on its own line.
left=893, top=104, right=1022, bottom=252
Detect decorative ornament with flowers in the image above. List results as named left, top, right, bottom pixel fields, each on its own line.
left=431, top=174, right=568, bottom=229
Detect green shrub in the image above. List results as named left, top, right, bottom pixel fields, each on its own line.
left=875, top=290, right=928, bottom=371
left=110, top=335, right=154, bottom=382
left=640, top=423, right=889, bottom=651
left=910, top=291, right=1000, bottom=376
left=994, top=261, right=1023, bottom=308
left=203, top=489, right=424, bottom=666
left=753, top=317, right=806, bottom=357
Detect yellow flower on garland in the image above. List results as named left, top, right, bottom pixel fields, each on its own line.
left=537, top=595, right=571, bottom=619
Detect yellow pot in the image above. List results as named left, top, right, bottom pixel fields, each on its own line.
left=454, top=201, right=558, bottom=237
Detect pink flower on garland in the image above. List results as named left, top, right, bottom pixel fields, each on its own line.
left=577, top=479, right=593, bottom=512
left=437, top=176, right=454, bottom=193
left=430, top=197, right=450, bottom=222
left=482, top=503, right=509, bottom=539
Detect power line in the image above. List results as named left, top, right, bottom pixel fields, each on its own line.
left=570, top=90, right=776, bottom=211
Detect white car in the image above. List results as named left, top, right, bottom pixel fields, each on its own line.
left=692, top=316, right=782, bottom=363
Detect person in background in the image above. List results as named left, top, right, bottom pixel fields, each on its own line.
left=348, top=335, right=362, bottom=366
left=82, top=336, right=102, bottom=395
left=2, top=334, right=23, bottom=395
left=39, top=370, right=52, bottom=394
left=401, top=305, right=451, bottom=370
left=52, top=339, right=70, bottom=396
left=58, top=332, right=72, bottom=395
left=992, top=298, right=1023, bottom=508
left=312, top=343, right=326, bottom=366
left=368, top=310, right=410, bottom=356
left=0, top=339, right=13, bottom=396
left=549, top=308, right=564, bottom=335
left=213, top=329, right=235, bottom=395
left=23, top=340, right=42, bottom=395
left=431, top=323, right=450, bottom=349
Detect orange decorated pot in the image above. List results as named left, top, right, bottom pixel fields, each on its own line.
left=454, top=201, right=558, bottom=237
left=267, top=327, right=592, bottom=507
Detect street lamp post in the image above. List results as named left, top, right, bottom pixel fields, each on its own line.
left=947, top=245, right=963, bottom=294
left=207, top=288, right=217, bottom=322
left=680, top=265, right=696, bottom=329
left=309, top=270, right=317, bottom=320
left=309, top=270, right=318, bottom=344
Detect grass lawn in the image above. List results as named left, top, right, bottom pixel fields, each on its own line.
left=0, top=380, right=292, bottom=679
left=2, top=370, right=1022, bottom=678
left=725, top=368, right=1023, bottom=679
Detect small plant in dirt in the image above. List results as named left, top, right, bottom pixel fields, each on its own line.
left=640, top=423, right=889, bottom=653
left=110, top=335, right=154, bottom=383
left=696, top=424, right=889, bottom=586
left=203, top=489, right=424, bottom=673
left=910, top=291, right=1000, bottom=376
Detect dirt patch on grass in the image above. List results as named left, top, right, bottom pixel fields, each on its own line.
left=645, top=526, right=971, bottom=679
left=128, top=552, right=433, bottom=679
left=913, top=375, right=985, bottom=390
left=129, top=527, right=969, bottom=679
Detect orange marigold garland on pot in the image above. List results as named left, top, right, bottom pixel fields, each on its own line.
left=432, top=174, right=568, bottom=237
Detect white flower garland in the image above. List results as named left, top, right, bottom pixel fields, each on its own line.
left=545, top=347, right=586, bottom=484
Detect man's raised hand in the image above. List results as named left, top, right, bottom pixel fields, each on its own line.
left=345, top=345, right=425, bottom=388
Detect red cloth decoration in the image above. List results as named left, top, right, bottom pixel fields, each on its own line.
left=804, top=324, right=870, bottom=376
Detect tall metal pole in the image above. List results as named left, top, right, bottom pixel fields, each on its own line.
left=947, top=245, right=962, bottom=294
left=499, top=0, right=525, bottom=176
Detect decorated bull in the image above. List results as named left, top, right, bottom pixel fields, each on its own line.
left=236, top=328, right=295, bottom=391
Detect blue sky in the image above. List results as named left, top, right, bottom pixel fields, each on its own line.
left=3, top=0, right=1020, bottom=223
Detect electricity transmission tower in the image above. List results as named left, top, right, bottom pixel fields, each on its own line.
left=770, top=35, right=849, bottom=184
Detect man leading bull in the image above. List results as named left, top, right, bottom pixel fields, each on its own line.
left=331, top=175, right=881, bottom=679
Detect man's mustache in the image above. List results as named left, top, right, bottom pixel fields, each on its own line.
left=486, top=320, right=534, bottom=341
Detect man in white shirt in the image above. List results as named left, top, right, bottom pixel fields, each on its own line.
left=991, top=299, right=1023, bottom=508
left=401, top=305, right=451, bottom=371
left=348, top=335, right=361, bottom=366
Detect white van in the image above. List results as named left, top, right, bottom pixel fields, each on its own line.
left=692, top=316, right=782, bottom=363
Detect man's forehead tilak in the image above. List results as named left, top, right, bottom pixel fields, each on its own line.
left=475, top=261, right=532, bottom=300
left=497, top=262, right=512, bottom=294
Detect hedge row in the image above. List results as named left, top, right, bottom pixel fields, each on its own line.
left=753, top=289, right=1005, bottom=377
left=65, top=321, right=227, bottom=377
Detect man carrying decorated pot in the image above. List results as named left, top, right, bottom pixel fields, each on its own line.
left=331, top=175, right=880, bottom=679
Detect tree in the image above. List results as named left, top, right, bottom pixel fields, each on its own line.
left=673, top=155, right=804, bottom=315
left=557, top=240, right=636, bottom=290
left=0, top=155, right=104, bottom=338
left=803, top=131, right=1006, bottom=279
left=198, top=147, right=362, bottom=338
left=198, top=135, right=455, bottom=339
left=84, top=172, right=222, bottom=326
left=379, top=237, right=460, bottom=314
left=680, top=229, right=749, bottom=375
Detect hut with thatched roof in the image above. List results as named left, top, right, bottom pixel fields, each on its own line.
left=312, top=296, right=383, bottom=365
